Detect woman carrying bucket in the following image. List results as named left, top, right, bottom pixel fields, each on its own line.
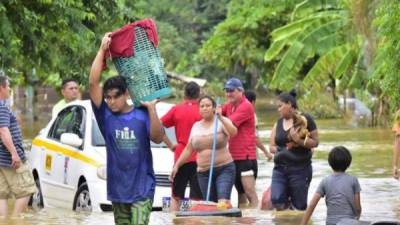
left=171, top=96, right=237, bottom=207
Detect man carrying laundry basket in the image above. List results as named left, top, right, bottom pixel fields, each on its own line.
left=89, top=31, right=164, bottom=225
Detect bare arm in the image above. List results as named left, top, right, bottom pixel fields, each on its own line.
left=354, top=193, right=362, bottom=219
left=216, top=106, right=237, bottom=137
left=300, top=193, right=321, bottom=225
left=0, top=127, right=21, bottom=169
left=89, top=33, right=111, bottom=108
left=170, top=143, right=194, bottom=180
left=175, top=144, right=194, bottom=169
left=269, top=123, right=278, bottom=154
left=289, top=128, right=319, bottom=149
left=393, top=135, right=400, bottom=179
left=256, top=137, right=273, bottom=160
left=305, top=129, right=319, bottom=148
left=218, top=115, right=237, bottom=138
left=142, top=100, right=164, bottom=144
left=162, top=134, right=176, bottom=152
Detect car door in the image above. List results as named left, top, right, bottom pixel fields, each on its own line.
left=46, top=106, right=86, bottom=193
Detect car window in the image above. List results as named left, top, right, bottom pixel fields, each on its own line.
left=48, top=106, right=86, bottom=147
left=92, top=118, right=105, bottom=146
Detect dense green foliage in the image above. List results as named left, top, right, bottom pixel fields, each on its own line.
left=130, top=0, right=230, bottom=75
left=298, top=92, right=342, bottom=119
left=0, top=0, right=228, bottom=86
left=198, top=0, right=302, bottom=88
left=0, top=0, right=132, bottom=87
left=371, top=0, right=400, bottom=111
left=263, top=0, right=398, bottom=122
left=0, top=0, right=399, bottom=122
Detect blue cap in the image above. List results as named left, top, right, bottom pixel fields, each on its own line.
left=224, top=78, right=243, bottom=90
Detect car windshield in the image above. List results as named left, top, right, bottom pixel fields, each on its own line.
left=91, top=119, right=176, bottom=148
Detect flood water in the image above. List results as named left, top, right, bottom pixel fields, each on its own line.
left=2, top=98, right=400, bottom=225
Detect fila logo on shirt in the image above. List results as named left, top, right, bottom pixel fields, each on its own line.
left=115, top=127, right=138, bottom=152
left=116, top=127, right=136, bottom=140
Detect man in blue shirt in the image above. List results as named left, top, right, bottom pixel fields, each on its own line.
left=0, top=73, right=36, bottom=217
left=89, top=33, right=164, bottom=225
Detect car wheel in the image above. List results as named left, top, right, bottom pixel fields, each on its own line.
left=28, top=177, right=44, bottom=210
left=73, top=182, right=92, bottom=212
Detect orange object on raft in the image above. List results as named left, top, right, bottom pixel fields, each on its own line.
left=176, top=201, right=242, bottom=217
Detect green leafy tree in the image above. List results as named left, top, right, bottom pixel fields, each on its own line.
left=0, top=0, right=130, bottom=87
left=264, top=0, right=362, bottom=93
left=0, top=0, right=137, bottom=122
left=0, top=0, right=230, bottom=90
left=371, top=0, right=400, bottom=118
left=131, top=0, right=230, bottom=75
left=265, top=0, right=383, bottom=120
left=198, top=0, right=301, bottom=89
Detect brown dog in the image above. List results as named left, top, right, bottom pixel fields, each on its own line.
left=288, top=112, right=309, bottom=148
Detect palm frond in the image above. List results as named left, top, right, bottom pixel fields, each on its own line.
left=270, top=19, right=345, bottom=90
left=292, top=0, right=343, bottom=20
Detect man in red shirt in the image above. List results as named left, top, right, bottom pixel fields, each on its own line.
left=161, top=82, right=202, bottom=211
left=222, top=78, right=258, bottom=207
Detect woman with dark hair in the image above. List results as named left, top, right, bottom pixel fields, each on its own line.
left=171, top=96, right=237, bottom=206
left=269, top=90, right=319, bottom=210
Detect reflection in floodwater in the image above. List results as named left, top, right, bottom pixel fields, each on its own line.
left=3, top=106, right=400, bottom=224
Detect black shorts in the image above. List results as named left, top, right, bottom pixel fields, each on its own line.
left=234, top=159, right=258, bottom=194
left=172, top=162, right=203, bottom=200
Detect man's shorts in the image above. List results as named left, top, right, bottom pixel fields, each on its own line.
left=172, top=162, right=202, bottom=200
left=233, top=159, right=258, bottom=194
left=113, top=198, right=152, bottom=225
left=0, top=161, right=36, bottom=199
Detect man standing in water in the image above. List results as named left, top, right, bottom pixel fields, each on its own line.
left=52, top=78, right=79, bottom=117
left=0, top=73, right=36, bottom=217
left=89, top=33, right=164, bottom=225
left=222, top=78, right=258, bottom=207
left=161, top=81, right=203, bottom=211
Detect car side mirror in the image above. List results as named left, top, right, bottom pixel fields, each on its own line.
left=60, top=133, right=83, bottom=148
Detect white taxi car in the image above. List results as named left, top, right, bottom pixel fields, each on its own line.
left=28, top=100, right=177, bottom=212
left=29, top=99, right=238, bottom=212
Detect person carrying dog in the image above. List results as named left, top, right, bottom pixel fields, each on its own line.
left=269, top=90, right=319, bottom=210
